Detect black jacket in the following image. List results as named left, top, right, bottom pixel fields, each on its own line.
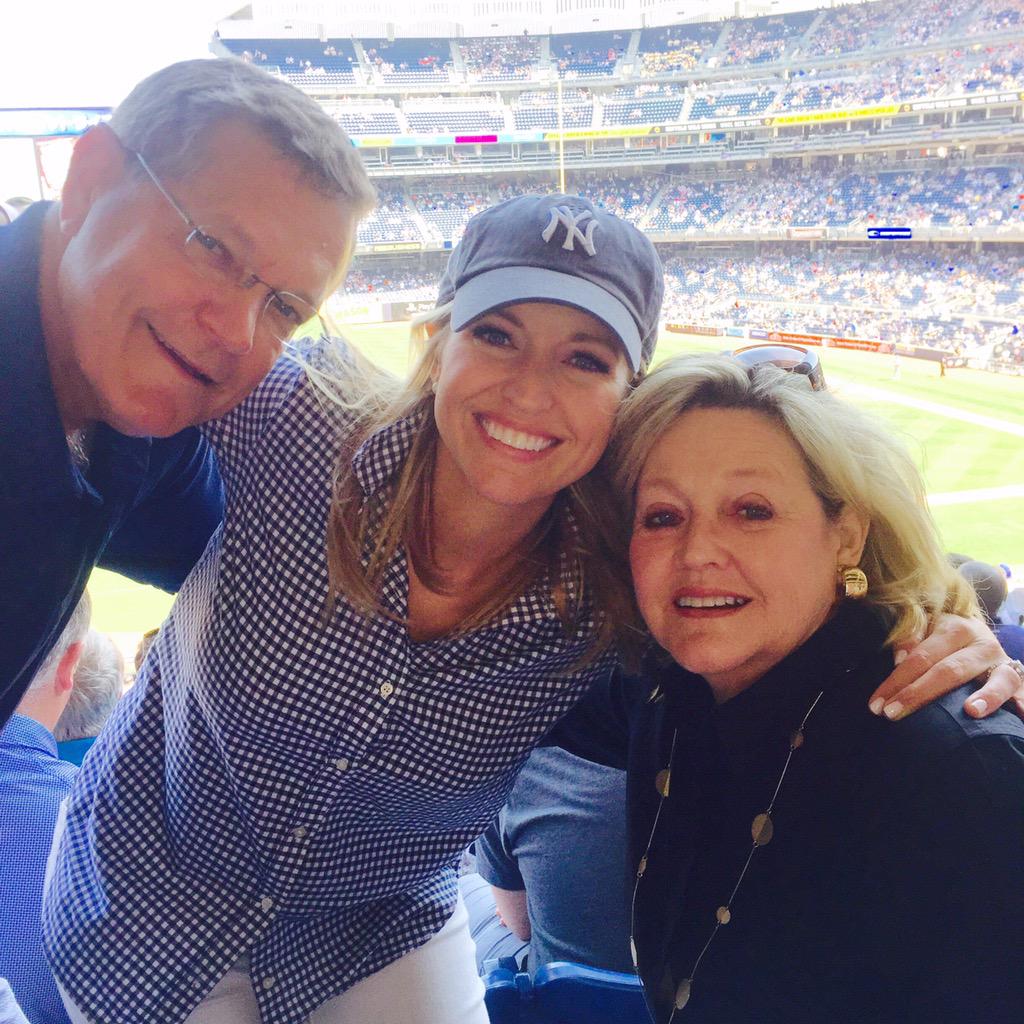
left=550, top=602, right=1024, bottom=1023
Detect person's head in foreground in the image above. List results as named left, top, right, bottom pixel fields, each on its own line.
left=328, top=193, right=662, bottom=644
left=40, top=57, right=375, bottom=438
left=958, top=559, right=1009, bottom=626
left=52, top=631, right=124, bottom=745
left=610, top=353, right=978, bottom=698
left=16, top=593, right=92, bottom=734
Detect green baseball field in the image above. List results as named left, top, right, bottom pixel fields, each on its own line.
left=88, top=322, right=1024, bottom=639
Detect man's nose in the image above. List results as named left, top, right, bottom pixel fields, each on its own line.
left=196, top=292, right=262, bottom=357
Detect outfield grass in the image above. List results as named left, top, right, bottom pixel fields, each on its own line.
left=87, top=322, right=1024, bottom=635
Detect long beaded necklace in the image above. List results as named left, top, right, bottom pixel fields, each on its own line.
left=629, top=687, right=826, bottom=1020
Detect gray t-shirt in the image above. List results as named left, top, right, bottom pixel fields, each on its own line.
left=475, top=746, right=631, bottom=973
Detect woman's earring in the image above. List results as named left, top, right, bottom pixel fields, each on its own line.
left=839, top=566, right=869, bottom=599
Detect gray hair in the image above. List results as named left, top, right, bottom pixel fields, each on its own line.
left=608, top=354, right=979, bottom=647
left=52, top=631, right=124, bottom=743
left=29, top=592, right=92, bottom=691
left=109, top=58, right=376, bottom=213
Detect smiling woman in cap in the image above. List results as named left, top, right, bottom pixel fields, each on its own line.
left=46, top=194, right=1014, bottom=1024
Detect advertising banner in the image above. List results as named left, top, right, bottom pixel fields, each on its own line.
left=770, top=104, right=898, bottom=126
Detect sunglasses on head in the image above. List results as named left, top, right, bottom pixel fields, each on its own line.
left=728, top=343, right=827, bottom=392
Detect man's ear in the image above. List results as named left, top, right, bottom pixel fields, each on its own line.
left=58, top=124, right=129, bottom=238
left=836, top=506, right=869, bottom=568
left=53, top=641, right=84, bottom=696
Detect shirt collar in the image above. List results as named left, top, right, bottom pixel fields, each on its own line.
left=659, top=601, right=890, bottom=774
left=0, top=202, right=153, bottom=505
left=350, top=407, right=426, bottom=498
left=0, top=712, right=58, bottom=758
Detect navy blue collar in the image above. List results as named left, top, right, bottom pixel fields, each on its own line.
left=653, top=601, right=891, bottom=774
left=0, top=202, right=152, bottom=506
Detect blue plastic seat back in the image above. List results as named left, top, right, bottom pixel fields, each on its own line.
left=483, top=965, right=521, bottom=1024
left=531, top=962, right=654, bottom=1024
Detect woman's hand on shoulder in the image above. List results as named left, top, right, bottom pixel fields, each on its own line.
left=868, top=613, right=1024, bottom=721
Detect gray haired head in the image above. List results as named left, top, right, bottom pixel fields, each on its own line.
left=52, top=631, right=125, bottom=743
left=109, top=58, right=376, bottom=212
left=29, top=592, right=92, bottom=692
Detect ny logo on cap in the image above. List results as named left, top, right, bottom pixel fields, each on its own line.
left=541, top=206, right=599, bottom=256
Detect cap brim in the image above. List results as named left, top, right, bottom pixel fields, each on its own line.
left=451, top=266, right=643, bottom=371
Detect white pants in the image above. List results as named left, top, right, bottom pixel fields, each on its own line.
left=48, top=804, right=487, bottom=1024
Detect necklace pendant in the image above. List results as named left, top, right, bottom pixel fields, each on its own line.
left=715, top=905, right=731, bottom=924
left=790, top=728, right=805, bottom=749
left=751, top=811, right=774, bottom=846
left=674, top=978, right=692, bottom=1010
left=637, top=854, right=648, bottom=876
left=630, top=936, right=638, bottom=968
left=655, top=768, right=671, bottom=798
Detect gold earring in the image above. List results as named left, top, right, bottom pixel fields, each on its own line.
left=839, top=566, right=868, bottom=599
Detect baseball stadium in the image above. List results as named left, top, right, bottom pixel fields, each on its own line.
left=2, top=1, right=1023, bottom=1022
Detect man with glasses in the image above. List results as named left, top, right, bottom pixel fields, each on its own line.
left=0, top=58, right=376, bottom=730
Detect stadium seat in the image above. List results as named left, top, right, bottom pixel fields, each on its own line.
left=532, top=963, right=653, bottom=1024
left=482, top=962, right=653, bottom=1024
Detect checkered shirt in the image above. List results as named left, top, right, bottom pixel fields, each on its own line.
left=42, top=345, right=613, bottom=1024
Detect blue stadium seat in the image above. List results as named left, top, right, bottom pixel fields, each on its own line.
left=531, top=963, right=653, bottom=1024
left=483, top=962, right=653, bottom=1024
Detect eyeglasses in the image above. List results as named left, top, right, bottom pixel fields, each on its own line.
left=728, top=343, right=827, bottom=391
left=131, top=150, right=327, bottom=349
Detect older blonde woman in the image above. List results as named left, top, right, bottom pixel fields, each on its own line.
left=553, top=353, right=1024, bottom=1024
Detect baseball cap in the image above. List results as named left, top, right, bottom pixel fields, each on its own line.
left=436, top=193, right=664, bottom=372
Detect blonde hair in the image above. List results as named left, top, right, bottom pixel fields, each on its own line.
left=607, top=354, right=979, bottom=647
left=313, top=305, right=634, bottom=652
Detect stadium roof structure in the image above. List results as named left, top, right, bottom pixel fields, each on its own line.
left=226, top=0, right=831, bottom=38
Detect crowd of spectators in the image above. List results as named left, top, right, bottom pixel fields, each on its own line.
left=991, top=332, right=1024, bottom=370
left=795, top=0, right=894, bottom=58
left=409, top=185, right=492, bottom=243
left=650, top=163, right=1023, bottom=232
left=355, top=184, right=416, bottom=245
left=551, top=31, right=628, bottom=78
left=638, top=24, right=719, bottom=75
left=338, top=241, right=1021, bottom=357
left=346, top=162, right=1022, bottom=247
left=461, top=35, right=540, bottom=81
left=222, top=0, right=1024, bottom=97
left=720, top=11, right=816, bottom=67
left=363, top=39, right=453, bottom=83
left=963, top=0, right=1024, bottom=36
left=659, top=246, right=1021, bottom=326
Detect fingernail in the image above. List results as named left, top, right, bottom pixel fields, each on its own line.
left=869, top=697, right=884, bottom=716
left=894, top=649, right=908, bottom=665
left=969, top=698, right=987, bottom=716
left=883, top=701, right=904, bottom=720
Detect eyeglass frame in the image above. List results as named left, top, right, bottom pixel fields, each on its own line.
left=727, top=343, right=827, bottom=391
left=128, top=148, right=327, bottom=347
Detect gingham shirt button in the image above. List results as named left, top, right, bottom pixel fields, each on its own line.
left=261, top=976, right=276, bottom=991
left=332, top=757, right=350, bottom=772
left=259, top=896, right=273, bottom=912
left=292, top=825, right=308, bottom=840
left=379, top=681, right=395, bottom=698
